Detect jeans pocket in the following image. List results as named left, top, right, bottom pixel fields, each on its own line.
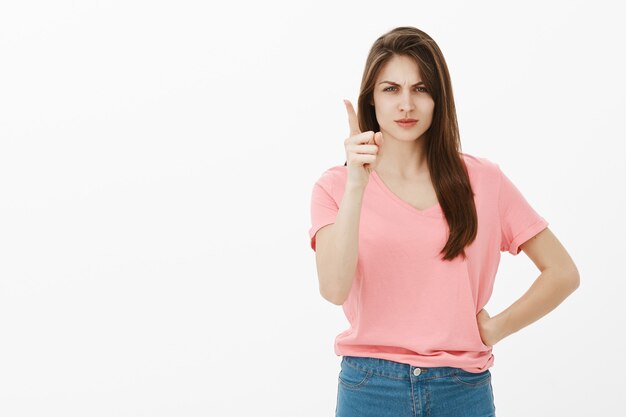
left=452, top=368, right=491, bottom=387
left=338, top=358, right=374, bottom=391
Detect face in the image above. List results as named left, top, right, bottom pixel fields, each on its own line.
left=371, top=54, right=435, bottom=142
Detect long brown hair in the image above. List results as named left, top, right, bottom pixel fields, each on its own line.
left=344, top=26, right=477, bottom=261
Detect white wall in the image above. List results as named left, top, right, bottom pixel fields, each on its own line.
left=0, top=0, right=623, bottom=416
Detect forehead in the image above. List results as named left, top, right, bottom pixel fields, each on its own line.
left=377, top=55, right=422, bottom=82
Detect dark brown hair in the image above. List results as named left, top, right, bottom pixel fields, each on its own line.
left=344, top=26, right=477, bottom=261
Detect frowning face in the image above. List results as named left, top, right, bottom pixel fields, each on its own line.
left=372, top=54, right=435, bottom=143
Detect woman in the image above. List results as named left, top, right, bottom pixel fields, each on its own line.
left=308, top=26, right=580, bottom=416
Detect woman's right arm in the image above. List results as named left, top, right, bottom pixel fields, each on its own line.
left=314, top=99, right=383, bottom=305
left=315, top=182, right=366, bottom=305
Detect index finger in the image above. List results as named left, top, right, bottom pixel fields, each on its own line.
left=343, top=99, right=361, bottom=137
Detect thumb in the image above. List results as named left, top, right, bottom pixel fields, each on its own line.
left=375, top=132, right=383, bottom=147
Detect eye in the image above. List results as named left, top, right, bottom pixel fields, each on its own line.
left=383, top=86, right=428, bottom=92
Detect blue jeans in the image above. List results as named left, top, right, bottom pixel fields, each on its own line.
left=336, top=355, right=496, bottom=417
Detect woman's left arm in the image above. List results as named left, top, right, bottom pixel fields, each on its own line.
left=477, top=227, right=580, bottom=346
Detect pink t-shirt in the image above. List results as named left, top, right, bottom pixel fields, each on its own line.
left=308, top=152, right=549, bottom=373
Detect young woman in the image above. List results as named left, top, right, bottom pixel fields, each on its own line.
left=308, top=26, right=579, bottom=417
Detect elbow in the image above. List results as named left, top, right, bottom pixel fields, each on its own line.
left=571, top=272, right=581, bottom=290
left=562, top=267, right=581, bottom=291
left=326, top=297, right=344, bottom=306
left=319, top=286, right=347, bottom=306
left=330, top=295, right=347, bottom=306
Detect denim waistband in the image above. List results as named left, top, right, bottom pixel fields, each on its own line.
left=342, top=355, right=476, bottom=380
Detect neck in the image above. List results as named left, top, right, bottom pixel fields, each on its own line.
left=374, top=132, right=429, bottom=179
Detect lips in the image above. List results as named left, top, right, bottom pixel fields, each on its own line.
left=395, top=119, right=418, bottom=128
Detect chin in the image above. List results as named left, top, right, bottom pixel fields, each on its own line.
left=396, top=129, right=425, bottom=138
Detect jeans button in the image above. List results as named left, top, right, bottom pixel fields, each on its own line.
left=413, top=367, right=421, bottom=376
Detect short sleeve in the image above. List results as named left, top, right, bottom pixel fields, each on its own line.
left=497, top=165, right=549, bottom=255
left=308, top=170, right=339, bottom=251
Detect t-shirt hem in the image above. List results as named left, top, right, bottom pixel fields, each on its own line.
left=309, top=221, right=335, bottom=251
left=508, top=218, right=549, bottom=255
left=334, top=347, right=494, bottom=373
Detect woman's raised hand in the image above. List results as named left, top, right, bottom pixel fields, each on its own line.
left=343, top=99, right=383, bottom=188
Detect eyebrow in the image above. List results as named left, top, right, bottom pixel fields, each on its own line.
left=378, top=80, right=425, bottom=86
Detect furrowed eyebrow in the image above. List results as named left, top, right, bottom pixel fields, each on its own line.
left=379, top=80, right=425, bottom=86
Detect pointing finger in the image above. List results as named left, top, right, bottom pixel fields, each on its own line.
left=343, top=99, right=361, bottom=137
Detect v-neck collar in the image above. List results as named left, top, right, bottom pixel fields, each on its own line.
left=371, top=170, right=443, bottom=218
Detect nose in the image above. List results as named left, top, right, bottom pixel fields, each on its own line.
left=399, top=91, right=415, bottom=113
